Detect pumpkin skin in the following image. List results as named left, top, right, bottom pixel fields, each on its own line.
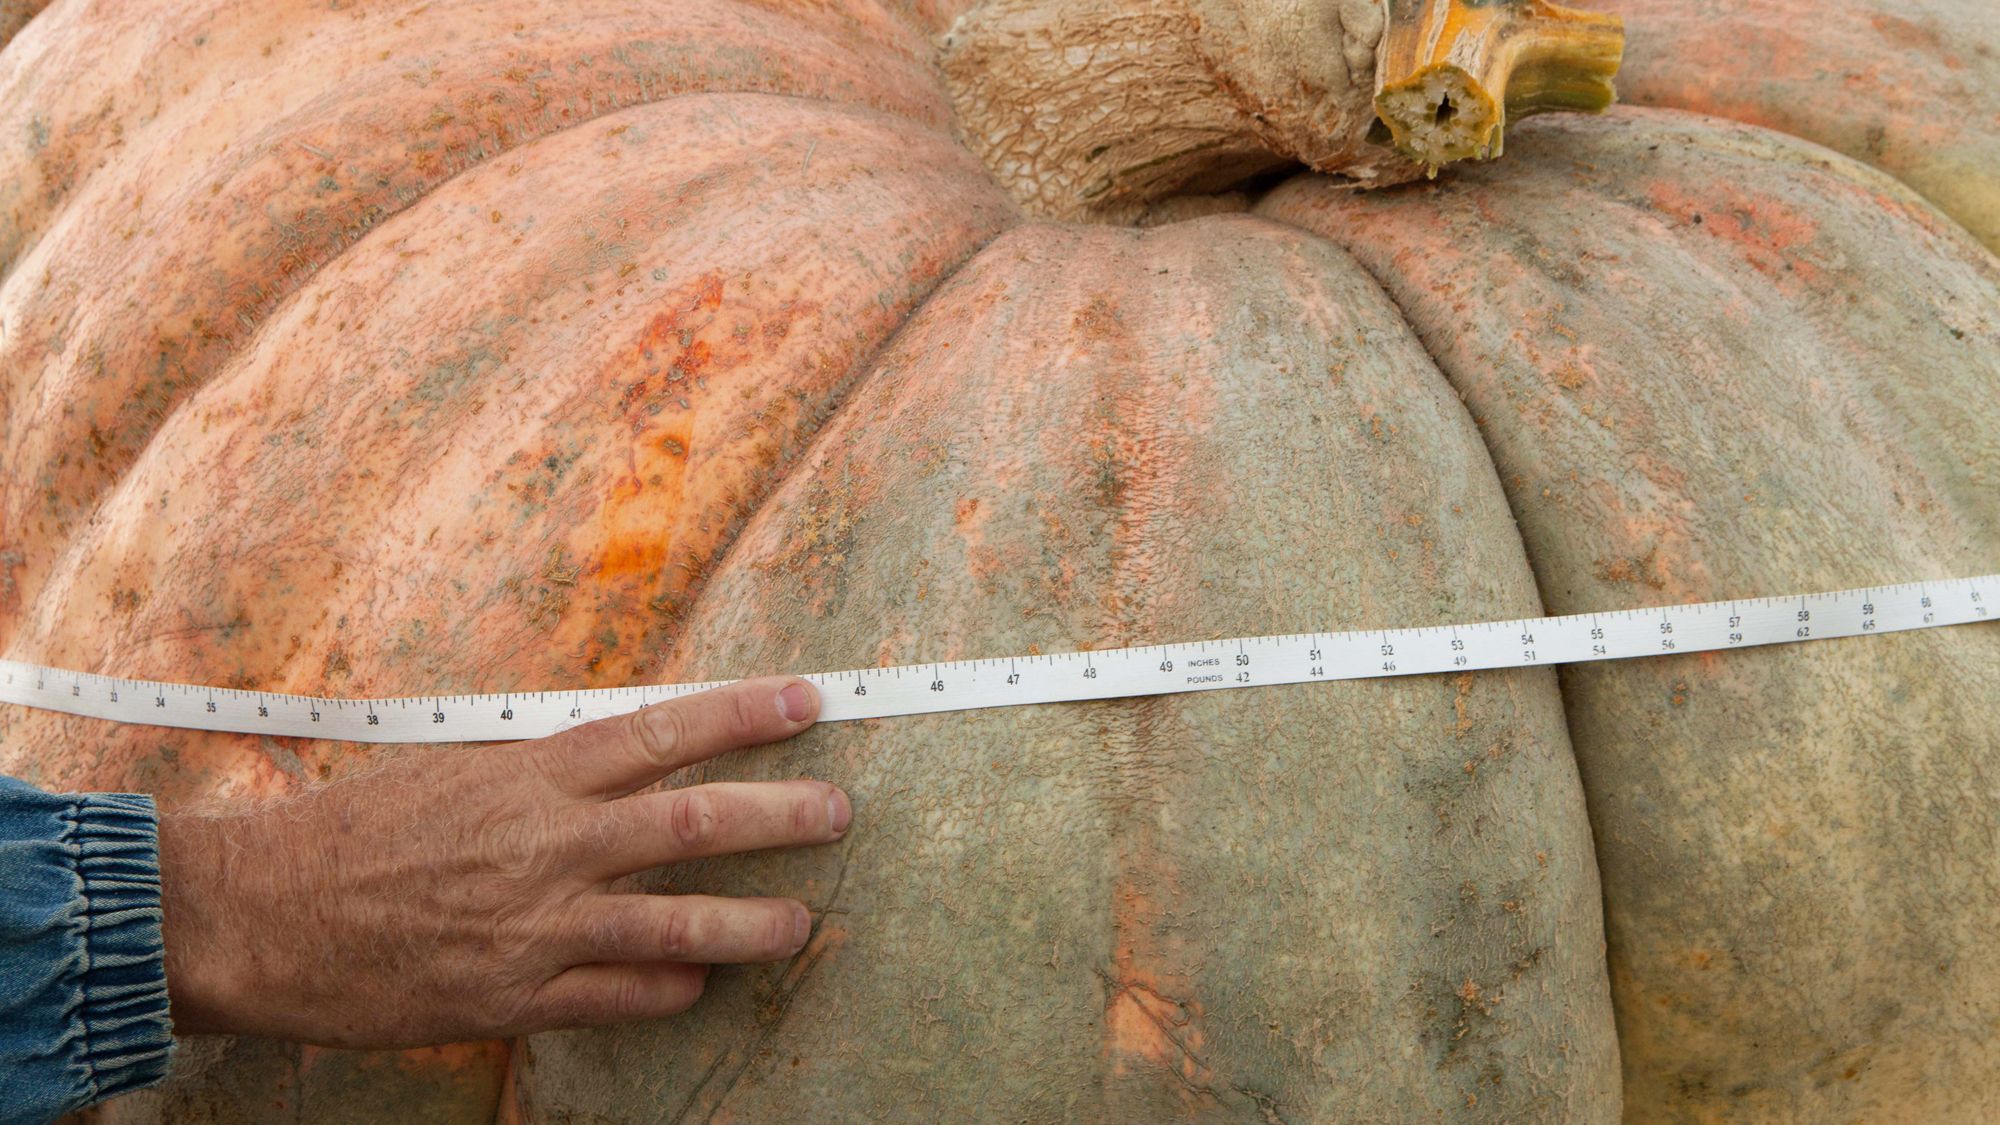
left=0, top=0, right=956, bottom=646
left=516, top=215, right=1619, bottom=1122
left=2, top=93, right=1014, bottom=743
left=1586, top=0, right=2000, bottom=255
left=1, top=1, right=1996, bottom=1123
left=1264, top=108, right=2000, bottom=1122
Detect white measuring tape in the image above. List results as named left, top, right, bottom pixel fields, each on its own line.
left=2, top=575, right=1993, bottom=744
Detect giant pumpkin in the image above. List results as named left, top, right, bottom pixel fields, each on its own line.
left=0, top=1, right=1994, bottom=1123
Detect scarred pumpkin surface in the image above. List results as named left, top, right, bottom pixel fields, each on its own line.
left=10, top=87, right=1013, bottom=1124
left=4, top=94, right=1015, bottom=790
left=0, top=0, right=954, bottom=647
left=2, top=0, right=1998, bottom=1122
left=517, top=216, right=1619, bottom=1122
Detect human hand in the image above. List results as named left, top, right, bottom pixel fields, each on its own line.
left=154, top=676, right=844, bottom=1049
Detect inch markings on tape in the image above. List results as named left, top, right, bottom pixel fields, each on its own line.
left=3, top=575, right=1993, bottom=745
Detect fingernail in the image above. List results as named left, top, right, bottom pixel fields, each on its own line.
left=777, top=681, right=815, bottom=723
left=792, top=903, right=812, bottom=949
left=826, top=790, right=851, bottom=836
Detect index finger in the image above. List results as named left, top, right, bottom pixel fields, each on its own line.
left=530, top=676, right=820, bottom=799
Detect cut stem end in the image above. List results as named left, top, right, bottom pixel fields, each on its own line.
left=1375, top=0, right=1623, bottom=168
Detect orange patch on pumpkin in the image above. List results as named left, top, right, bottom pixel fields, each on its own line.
left=1104, top=855, right=1212, bottom=1089
left=631, top=274, right=727, bottom=382
left=1105, top=973, right=1207, bottom=1075
left=595, top=440, right=687, bottom=581
left=1642, top=179, right=1823, bottom=283
left=589, top=270, right=794, bottom=589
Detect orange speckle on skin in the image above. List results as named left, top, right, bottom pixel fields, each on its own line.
left=1643, top=178, right=1823, bottom=282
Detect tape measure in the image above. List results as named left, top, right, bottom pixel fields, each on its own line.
left=3, top=574, right=1993, bottom=744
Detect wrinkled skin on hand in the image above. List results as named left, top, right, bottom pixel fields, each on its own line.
left=155, top=677, right=848, bottom=1049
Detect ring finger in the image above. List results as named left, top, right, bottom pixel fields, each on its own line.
left=570, top=780, right=850, bottom=883
left=566, top=892, right=813, bottom=965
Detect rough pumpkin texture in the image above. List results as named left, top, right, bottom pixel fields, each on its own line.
left=517, top=216, right=1619, bottom=1123
left=0, top=0, right=954, bottom=650
left=0, top=0, right=949, bottom=273
left=4, top=89, right=1015, bottom=792
left=1263, top=107, right=2000, bottom=1122
left=1583, top=0, right=2000, bottom=255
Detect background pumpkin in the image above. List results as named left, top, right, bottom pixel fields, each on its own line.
left=0, top=1, right=1993, bottom=1123
left=1586, top=0, right=2000, bottom=255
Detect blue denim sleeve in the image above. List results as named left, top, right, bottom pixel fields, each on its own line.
left=0, top=774, right=174, bottom=1125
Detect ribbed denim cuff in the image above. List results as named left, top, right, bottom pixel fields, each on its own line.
left=68, top=793, right=175, bottom=1102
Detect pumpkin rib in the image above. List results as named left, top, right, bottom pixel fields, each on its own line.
left=0, top=1, right=962, bottom=651
left=1262, top=104, right=2000, bottom=1123
left=519, top=213, right=1620, bottom=1122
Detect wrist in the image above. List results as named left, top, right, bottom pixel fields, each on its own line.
left=157, top=810, right=255, bottom=1035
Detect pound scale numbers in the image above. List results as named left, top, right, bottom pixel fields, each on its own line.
left=3, top=575, right=1993, bottom=745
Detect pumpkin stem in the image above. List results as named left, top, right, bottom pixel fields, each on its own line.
left=1374, top=0, right=1623, bottom=169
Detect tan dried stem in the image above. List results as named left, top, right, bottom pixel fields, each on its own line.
left=939, top=0, right=1622, bottom=222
